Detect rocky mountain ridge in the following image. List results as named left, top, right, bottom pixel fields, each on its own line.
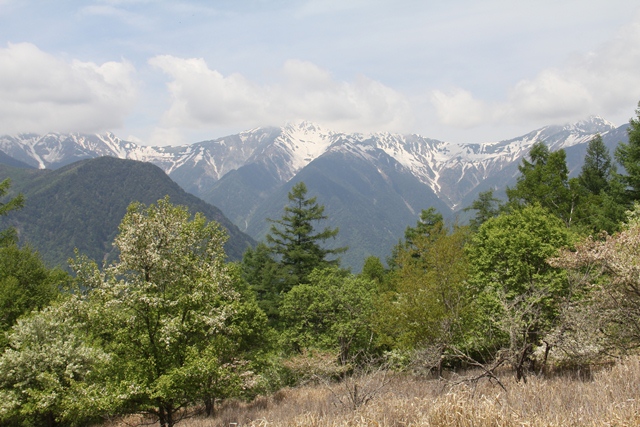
left=0, top=116, right=619, bottom=210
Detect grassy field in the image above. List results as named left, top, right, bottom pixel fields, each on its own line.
left=112, top=357, right=640, bottom=427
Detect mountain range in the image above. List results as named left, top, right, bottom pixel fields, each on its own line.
left=0, top=117, right=630, bottom=270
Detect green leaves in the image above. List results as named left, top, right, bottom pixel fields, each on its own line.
left=379, top=220, right=470, bottom=350
left=616, top=102, right=640, bottom=202
left=0, top=178, right=24, bottom=247
left=266, top=182, right=346, bottom=290
left=0, top=300, right=108, bottom=426
left=281, top=267, right=375, bottom=364
left=466, top=205, right=573, bottom=365
left=68, top=197, right=257, bottom=426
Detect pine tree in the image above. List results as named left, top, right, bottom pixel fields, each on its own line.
left=615, top=102, right=640, bottom=202
left=574, top=134, right=626, bottom=234
left=579, top=134, right=613, bottom=195
left=0, top=178, right=24, bottom=246
left=266, top=182, right=346, bottom=290
left=506, top=141, right=576, bottom=226
left=463, top=189, right=502, bottom=231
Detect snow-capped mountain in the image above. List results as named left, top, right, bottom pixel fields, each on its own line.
left=0, top=116, right=618, bottom=210
left=0, top=117, right=625, bottom=270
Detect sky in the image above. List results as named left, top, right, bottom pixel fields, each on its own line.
left=1, top=0, right=640, bottom=146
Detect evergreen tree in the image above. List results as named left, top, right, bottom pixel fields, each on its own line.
left=575, top=134, right=626, bottom=234
left=241, top=242, right=282, bottom=322
left=579, top=134, right=613, bottom=195
left=404, top=207, right=444, bottom=247
left=266, top=182, right=346, bottom=290
left=506, top=141, right=576, bottom=226
left=463, top=189, right=502, bottom=231
left=616, top=102, right=640, bottom=202
left=388, top=207, right=445, bottom=270
left=0, top=178, right=24, bottom=246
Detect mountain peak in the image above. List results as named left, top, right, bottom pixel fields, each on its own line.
left=282, top=120, right=332, bottom=136
left=565, top=115, right=616, bottom=134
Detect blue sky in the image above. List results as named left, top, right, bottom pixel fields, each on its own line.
left=1, top=0, right=639, bottom=145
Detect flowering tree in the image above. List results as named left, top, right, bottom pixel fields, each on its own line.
left=72, top=197, right=244, bottom=427
left=0, top=301, right=108, bottom=427
left=549, top=203, right=640, bottom=356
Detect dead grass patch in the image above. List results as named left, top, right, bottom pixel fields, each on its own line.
left=105, top=357, right=640, bottom=427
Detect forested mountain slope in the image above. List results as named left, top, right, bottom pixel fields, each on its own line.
left=0, top=157, right=254, bottom=268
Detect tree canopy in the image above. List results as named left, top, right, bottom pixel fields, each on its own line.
left=70, top=197, right=255, bottom=427
left=265, top=182, right=346, bottom=291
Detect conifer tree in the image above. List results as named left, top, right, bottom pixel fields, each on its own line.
left=0, top=178, right=24, bottom=246
left=463, top=189, right=502, bottom=231
left=266, top=182, right=346, bottom=290
left=579, top=134, right=613, bottom=195
left=506, top=141, right=576, bottom=226
left=574, top=134, right=626, bottom=234
left=616, top=102, right=640, bottom=202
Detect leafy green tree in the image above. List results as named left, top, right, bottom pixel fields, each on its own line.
left=71, top=197, right=252, bottom=427
left=266, top=182, right=346, bottom=291
left=616, top=102, right=640, bottom=201
left=507, top=142, right=576, bottom=226
left=359, top=256, right=387, bottom=291
left=280, top=267, right=375, bottom=364
left=466, top=205, right=573, bottom=380
left=0, top=178, right=24, bottom=246
left=377, top=222, right=470, bottom=352
left=241, top=242, right=283, bottom=323
left=0, top=300, right=108, bottom=427
left=0, top=245, right=67, bottom=348
left=463, top=189, right=502, bottom=231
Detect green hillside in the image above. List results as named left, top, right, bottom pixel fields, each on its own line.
left=0, top=157, right=254, bottom=268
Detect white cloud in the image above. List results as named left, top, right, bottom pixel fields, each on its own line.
left=431, top=88, right=490, bottom=128
left=0, top=42, right=137, bottom=134
left=148, top=55, right=414, bottom=135
left=431, top=16, right=640, bottom=129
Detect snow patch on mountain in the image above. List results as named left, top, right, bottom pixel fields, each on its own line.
left=0, top=115, right=618, bottom=210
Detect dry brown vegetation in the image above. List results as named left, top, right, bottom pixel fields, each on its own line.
left=107, top=357, right=640, bottom=427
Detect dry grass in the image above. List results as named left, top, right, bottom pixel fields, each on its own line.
left=110, top=357, right=640, bottom=427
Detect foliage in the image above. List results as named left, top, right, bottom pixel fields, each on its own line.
left=0, top=300, right=108, bottom=427
left=359, top=256, right=387, bottom=291
left=0, top=244, right=68, bottom=348
left=549, top=203, right=640, bottom=355
left=573, top=134, right=626, bottom=235
left=466, top=205, right=573, bottom=379
left=506, top=142, right=576, bottom=227
left=0, top=178, right=24, bottom=246
left=280, top=267, right=376, bottom=364
left=240, top=242, right=283, bottom=323
left=580, top=134, right=614, bottom=194
left=403, top=207, right=444, bottom=248
left=70, top=197, right=253, bottom=427
left=377, top=218, right=470, bottom=354
left=463, top=189, right=502, bottom=231
left=616, top=102, right=640, bottom=202
left=266, top=182, right=347, bottom=291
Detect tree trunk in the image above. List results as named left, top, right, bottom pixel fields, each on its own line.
left=158, top=407, right=167, bottom=427
left=205, top=397, right=215, bottom=417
